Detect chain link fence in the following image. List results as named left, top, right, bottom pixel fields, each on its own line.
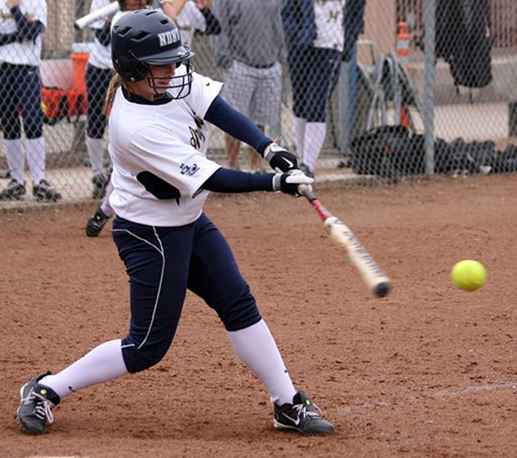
left=0, top=0, right=517, bottom=208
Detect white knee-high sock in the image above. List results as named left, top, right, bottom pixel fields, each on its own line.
left=303, top=122, right=327, bottom=172
left=25, top=137, right=46, bottom=184
left=293, top=116, right=306, bottom=159
left=4, top=139, right=25, bottom=184
left=86, top=136, right=105, bottom=176
left=229, top=319, right=296, bottom=405
left=38, top=339, right=128, bottom=399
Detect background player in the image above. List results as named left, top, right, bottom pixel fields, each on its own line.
left=282, top=0, right=345, bottom=178
left=85, top=0, right=153, bottom=199
left=214, top=0, right=285, bottom=173
left=16, top=10, right=334, bottom=436
left=0, top=0, right=61, bottom=201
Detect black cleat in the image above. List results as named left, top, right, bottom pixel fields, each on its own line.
left=16, top=372, right=60, bottom=435
left=0, top=179, right=26, bottom=200
left=85, top=208, right=111, bottom=237
left=91, top=173, right=107, bottom=199
left=33, top=179, right=62, bottom=202
left=273, top=391, right=335, bottom=435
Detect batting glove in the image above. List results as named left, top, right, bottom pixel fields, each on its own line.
left=273, top=169, right=314, bottom=196
left=264, top=142, right=298, bottom=173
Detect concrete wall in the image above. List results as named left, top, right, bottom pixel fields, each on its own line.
left=360, top=0, right=396, bottom=63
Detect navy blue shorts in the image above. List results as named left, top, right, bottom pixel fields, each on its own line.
left=287, top=47, right=341, bottom=122
left=112, top=213, right=261, bottom=373
left=0, top=62, right=44, bottom=139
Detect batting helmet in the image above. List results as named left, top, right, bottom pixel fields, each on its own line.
left=112, top=9, right=194, bottom=98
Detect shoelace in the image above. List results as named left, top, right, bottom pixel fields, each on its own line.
left=26, top=390, right=55, bottom=424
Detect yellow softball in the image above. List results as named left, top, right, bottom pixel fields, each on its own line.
left=451, top=260, right=487, bottom=292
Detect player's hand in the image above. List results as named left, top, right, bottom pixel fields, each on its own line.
left=6, top=0, right=20, bottom=8
left=264, top=142, right=298, bottom=173
left=273, top=169, right=314, bottom=197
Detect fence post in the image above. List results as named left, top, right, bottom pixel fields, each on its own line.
left=423, top=0, right=436, bottom=175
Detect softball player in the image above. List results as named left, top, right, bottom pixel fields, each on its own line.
left=282, top=0, right=345, bottom=177
left=85, top=0, right=153, bottom=199
left=16, top=10, right=334, bottom=436
left=0, top=0, right=61, bottom=201
left=84, top=0, right=217, bottom=235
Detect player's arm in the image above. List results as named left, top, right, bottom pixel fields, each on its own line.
left=128, top=126, right=311, bottom=198
left=201, top=168, right=312, bottom=196
left=194, top=0, right=221, bottom=35
left=204, top=95, right=298, bottom=173
left=160, top=0, right=188, bottom=20
left=94, top=20, right=112, bottom=46
left=7, top=0, right=45, bottom=41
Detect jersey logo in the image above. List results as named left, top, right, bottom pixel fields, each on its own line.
left=158, top=30, right=180, bottom=47
left=180, top=163, right=200, bottom=176
left=189, top=114, right=205, bottom=150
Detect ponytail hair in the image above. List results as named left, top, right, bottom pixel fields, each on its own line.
left=104, top=73, right=122, bottom=116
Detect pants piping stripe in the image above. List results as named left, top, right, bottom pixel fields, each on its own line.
left=112, top=228, right=161, bottom=253
left=113, top=227, right=165, bottom=351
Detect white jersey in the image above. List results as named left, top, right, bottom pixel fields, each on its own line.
left=175, top=1, right=206, bottom=48
left=0, top=0, right=47, bottom=66
left=313, top=0, right=345, bottom=52
left=108, top=72, right=223, bottom=227
left=87, top=0, right=113, bottom=70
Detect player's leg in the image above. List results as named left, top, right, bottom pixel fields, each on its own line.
left=221, top=62, right=254, bottom=170
left=16, top=218, right=194, bottom=434
left=248, top=63, right=283, bottom=172
left=286, top=49, right=307, bottom=161
left=224, top=134, right=241, bottom=170
left=85, top=175, right=115, bottom=237
left=300, top=48, right=341, bottom=176
left=0, top=64, right=26, bottom=200
left=246, top=124, right=265, bottom=172
left=187, top=214, right=334, bottom=434
left=20, top=66, right=61, bottom=201
left=86, top=64, right=112, bottom=198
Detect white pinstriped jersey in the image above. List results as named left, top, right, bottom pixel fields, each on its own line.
left=0, top=0, right=46, bottom=66
left=314, top=0, right=345, bottom=51
left=108, top=72, right=223, bottom=226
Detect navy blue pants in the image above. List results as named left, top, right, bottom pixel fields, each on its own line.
left=287, top=47, right=341, bottom=122
left=112, top=213, right=261, bottom=373
left=0, top=62, right=43, bottom=139
left=86, top=64, right=112, bottom=139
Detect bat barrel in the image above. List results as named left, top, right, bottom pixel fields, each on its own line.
left=373, top=281, right=391, bottom=298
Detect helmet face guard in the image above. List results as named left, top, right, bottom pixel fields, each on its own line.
left=112, top=9, right=195, bottom=99
left=146, top=61, right=194, bottom=99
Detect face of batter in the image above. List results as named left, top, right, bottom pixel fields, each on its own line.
left=121, top=0, right=151, bottom=11
left=125, top=63, right=179, bottom=100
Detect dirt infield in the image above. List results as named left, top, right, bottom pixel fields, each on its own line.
left=2, top=175, right=517, bottom=457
